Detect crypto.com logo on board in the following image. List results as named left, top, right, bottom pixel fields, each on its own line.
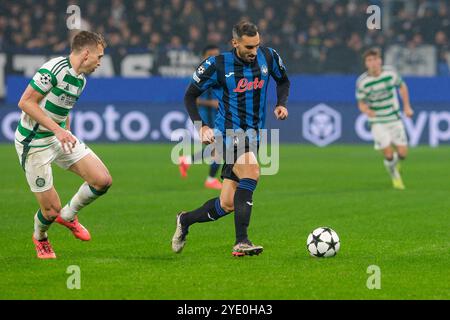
left=302, top=104, right=342, bottom=147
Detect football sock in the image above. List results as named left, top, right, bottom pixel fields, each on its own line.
left=384, top=153, right=400, bottom=179
left=208, top=162, right=220, bottom=178
left=234, top=178, right=257, bottom=244
left=34, top=209, right=55, bottom=240
left=60, top=182, right=109, bottom=221
left=181, top=198, right=230, bottom=226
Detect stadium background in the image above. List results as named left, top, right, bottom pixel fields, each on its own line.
left=0, top=0, right=450, bottom=146
left=0, top=0, right=449, bottom=300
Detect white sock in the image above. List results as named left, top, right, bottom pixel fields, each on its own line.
left=206, top=176, right=216, bottom=183
left=384, top=153, right=399, bottom=179
left=60, top=182, right=104, bottom=221
left=34, top=209, right=53, bottom=240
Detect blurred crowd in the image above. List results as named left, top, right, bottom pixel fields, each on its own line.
left=0, top=0, right=449, bottom=74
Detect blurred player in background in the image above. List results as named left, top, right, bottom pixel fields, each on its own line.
left=15, top=31, right=112, bottom=259
left=178, top=45, right=223, bottom=190
left=356, top=48, right=414, bottom=190
left=172, top=21, right=290, bottom=256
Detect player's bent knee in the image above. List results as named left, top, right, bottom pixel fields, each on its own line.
left=397, top=149, right=408, bottom=160
left=237, top=166, right=260, bottom=181
left=92, top=174, right=112, bottom=192
left=219, top=199, right=234, bottom=213
left=243, top=168, right=260, bottom=180
left=41, top=206, right=61, bottom=220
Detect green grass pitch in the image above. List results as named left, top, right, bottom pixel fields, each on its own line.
left=0, top=144, right=448, bottom=299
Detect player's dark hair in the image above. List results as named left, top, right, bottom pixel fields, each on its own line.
left=202, top=44, right=219, bottom=56
left=232, top=21, right=258, bottom=39
left=71, top=31, right=107, bottom=52
left=363, top=47, right=382, bottom=60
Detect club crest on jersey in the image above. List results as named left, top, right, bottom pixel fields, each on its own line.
left=35, top=177, right=45, bottom=187
left=233, top=77, right=265, bottom=93
left=261, top=65, right=268, bottom=75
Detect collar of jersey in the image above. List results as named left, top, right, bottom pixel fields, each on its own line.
left=65, top=56, right=84, bottom=78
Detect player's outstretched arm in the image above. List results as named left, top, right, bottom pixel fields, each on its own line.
left=399, top=83, right=414, bottom=118
left=18, top=85, right=76, bottom=153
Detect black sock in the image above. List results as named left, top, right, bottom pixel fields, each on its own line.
left=181, top=198, right=230, bottom=227
left=234, top=178, right=257, bottom=244
left=209, top=162, right=220, bottom=178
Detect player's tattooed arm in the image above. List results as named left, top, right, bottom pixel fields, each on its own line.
left=18, top=85, right=76, bottom=153
left=399, top=82, right=414, bottom=118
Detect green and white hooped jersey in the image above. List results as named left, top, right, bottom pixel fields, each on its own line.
left=15, top=56, right=86, bottom=147
left=356, top=66, right=404, bottom=124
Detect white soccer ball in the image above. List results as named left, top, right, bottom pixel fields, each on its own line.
left=306, top=227, right=340, bottom=258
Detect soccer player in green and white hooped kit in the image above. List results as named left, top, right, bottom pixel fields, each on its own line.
left=356, top=48, right=414, bottom=190
left=15, top=31, right=112, bottom=259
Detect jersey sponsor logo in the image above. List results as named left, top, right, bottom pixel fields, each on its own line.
left=60, top=94, right=77, bottom=107
left=233, top=77, right=265, bottom=93
left=225, top=72, right=235, bottom=78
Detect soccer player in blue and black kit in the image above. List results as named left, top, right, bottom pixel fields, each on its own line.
left=172, top=21, right=290, bottom=256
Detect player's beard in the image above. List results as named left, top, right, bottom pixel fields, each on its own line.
left=236, top=48, right=256, bottom=63
left=246, top=54, right=256, bottom=62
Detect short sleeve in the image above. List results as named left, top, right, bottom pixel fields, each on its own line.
left=269, top=48, right=288, bottom=81
left=356, top=81, right=368, bottom=101
left=191, top=56, right=218, bottom=92
left=29, top=68, right=57, bottom=95
left=393, top=70, right=403, bottom=87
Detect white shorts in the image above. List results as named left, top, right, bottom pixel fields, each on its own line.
left=15, top=137, right=92, bottom=193
left=371, top=120, right=408, bottom=150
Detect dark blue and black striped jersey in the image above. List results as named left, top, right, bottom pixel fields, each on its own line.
left=190, top=47, right=289, bottom=134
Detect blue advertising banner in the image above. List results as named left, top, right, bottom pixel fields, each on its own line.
left=7, top=75, right=450, bottom=104
left=1, top=102, right=449, bottom=146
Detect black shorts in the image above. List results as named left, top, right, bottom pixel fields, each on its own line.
left=217, top=133, right=259, bottom=183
